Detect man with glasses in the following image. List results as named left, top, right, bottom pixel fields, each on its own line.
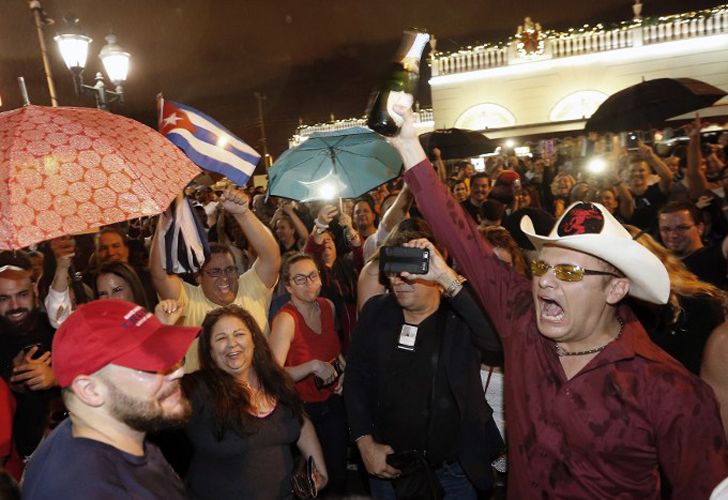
left=388, top=107, right=728, bottom=498
left=22, top=299, right=199, bottom=499
left=150, top=187, right=280, bottom=371
left=658, top=200, right=728, bottom=289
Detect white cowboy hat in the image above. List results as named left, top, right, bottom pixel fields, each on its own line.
left=520, top=201, right=670, bottom=304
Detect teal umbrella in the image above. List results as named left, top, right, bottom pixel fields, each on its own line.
left=268, top=126, right=403, bottom=201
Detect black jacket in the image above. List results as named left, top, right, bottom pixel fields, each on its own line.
left=344, top=286, right=503, bottom=491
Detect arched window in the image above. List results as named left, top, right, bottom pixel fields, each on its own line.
left=454, top=103, right=516, bottom=130
left=549, top=91, right=608, bottom=121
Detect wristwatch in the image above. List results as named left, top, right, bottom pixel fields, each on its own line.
left=443, top=275, right=467, bottom=298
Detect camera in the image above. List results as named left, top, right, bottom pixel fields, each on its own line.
left=379, top=246, right=430, bottom=275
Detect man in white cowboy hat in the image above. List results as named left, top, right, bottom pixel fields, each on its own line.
left=388, top=106, right=728, bottom=499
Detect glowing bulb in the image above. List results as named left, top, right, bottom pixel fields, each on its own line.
left=505, top=139, right=515, bottom=148
left=586, top=157, right=607, bottom=174
left=216, top=135, right=229, bottom=148
left=318, top=182, right=338, bottom=200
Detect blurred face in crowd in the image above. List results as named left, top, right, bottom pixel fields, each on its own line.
left=462, top=163, right=475, bottom=178
left=557, top=176, right=573, bottom=197
left=274, top=217, right=296, bottom=247
left=28, top=253, right=44, bottom=283
left=532, top=245, right=625, bottom=346
left=598, top=189, right=619, bottom=214
left=340, top=199, right=354, bottom=218
left=0, top=271, right=36, bottom=326
left=97, top=232, right=129, bottom=264
left=96, top=273, right=135, bottom=303
left=209, top=314, right=255, bottom=379
left=320, top=232, right=337, bottom=268
left=95, top=364, right=190, bottom=433
left=516, top=189, right=532, bottom=208
left=199, top=252, right=239, bottom=306
left=285, top=258, right=321, bottom=303
left=353, top=201, right=375, bottom=232
left=470, top=177, right=490, bottom=204
left=629, top=161, right=650, bottom=192
left=451, top=181, right=469, bottom=203
left=658, top=209, right=704, bottom=258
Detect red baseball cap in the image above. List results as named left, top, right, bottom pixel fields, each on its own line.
left=53, top=299, right=200, bottom=388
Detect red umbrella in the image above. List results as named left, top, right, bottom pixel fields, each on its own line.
left=0, top=105, right=201, bottom=249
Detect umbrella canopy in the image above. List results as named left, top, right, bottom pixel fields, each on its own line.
left=419, top=128, right=496, bottom=160
left=0, top=105, right=201, bottom=249
left=585, top=78, right=727, bottom=133
left=268, top=126, right=402, bottom=201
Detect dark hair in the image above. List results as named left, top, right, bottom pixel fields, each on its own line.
left=98, top=226, right=128, bottom=247
left=479, top=199, right=505, bottom=223
left=202, top=243, right=236, bottom=271
left=488, top=185, right=514, bottom=206
left=187, top=305, right=304, bottom=438
left=0, top=251, right=32, bottom=270
left=281, top=252, right=317, bottom=284
left=658, top=200, right=703, bottom=225
left=94, top=261, right=150, bottom=309
left=377, top=217, right=440, bottom=286
left=470, top=172, right=489, bottom=184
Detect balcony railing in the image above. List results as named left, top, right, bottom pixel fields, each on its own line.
left=431, top=5, right=728, bottom=76
left=290, top=109, right=434, bottom=147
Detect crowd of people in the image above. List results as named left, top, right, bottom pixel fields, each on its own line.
left=0, top=109, right=728, bottom=499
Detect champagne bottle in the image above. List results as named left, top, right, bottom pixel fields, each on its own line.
left=366, top=29, right=430, bottom=136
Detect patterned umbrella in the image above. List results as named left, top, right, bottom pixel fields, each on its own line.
left=0, top=105, right=201, bottom=249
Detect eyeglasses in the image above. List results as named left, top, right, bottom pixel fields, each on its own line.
left=204, top=266, right=238, bottom=278
left=530, top=260, right=620, bottom=282
left=659, top=224, right=695, bottom=234
left=291, top=271, right=320, bottom=286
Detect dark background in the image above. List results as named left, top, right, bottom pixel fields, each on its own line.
left=0, top=1, right=721, bottom=160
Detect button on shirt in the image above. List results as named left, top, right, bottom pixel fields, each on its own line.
left=405, top=160, right=728, bottom=499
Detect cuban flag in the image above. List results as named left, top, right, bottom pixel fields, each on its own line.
left=158, top=96, right=260, bottom=186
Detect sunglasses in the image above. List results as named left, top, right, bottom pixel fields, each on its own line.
left=530, top=260, right=620, bottom=282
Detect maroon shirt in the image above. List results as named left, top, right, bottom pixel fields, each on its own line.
left=405, top=160, right=728, bottom=499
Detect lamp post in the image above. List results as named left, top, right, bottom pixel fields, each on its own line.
left=54, top=21, right=130, bottom=110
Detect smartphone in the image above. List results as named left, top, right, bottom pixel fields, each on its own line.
left=379, top=247, right=430, bottom=275
left=626, top=131, right=640, bottom=150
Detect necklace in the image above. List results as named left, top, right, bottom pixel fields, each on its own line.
left=554, top=316, right=624, bottom=357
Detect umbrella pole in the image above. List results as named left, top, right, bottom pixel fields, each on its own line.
left=17, top=77, right=31, bottom=106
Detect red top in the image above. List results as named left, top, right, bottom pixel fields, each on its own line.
left=405, top=159, right=728, bottom=499
left=0, top=378, right=23, bottom=480
left=279, top=298, right=341, bottom=403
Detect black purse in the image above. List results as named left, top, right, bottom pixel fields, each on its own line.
left=291, top=455, right=318, bottom=499
left=386, top=450, right=443, bottom=500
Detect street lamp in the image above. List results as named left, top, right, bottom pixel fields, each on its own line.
left=54, top=22, right=130, bottom=110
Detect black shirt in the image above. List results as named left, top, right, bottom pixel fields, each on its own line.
left=377, top=307, right=459, bottom=466
left=683, top=244, right=728, bottom=290
left=628, top=183, right=668, bottom=231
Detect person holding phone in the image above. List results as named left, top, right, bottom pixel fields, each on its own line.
left=0, top=261, right=59, bottom=461
left=345, top=227, right=503, bottom=499
left=269, top=253, right=347, bottom=496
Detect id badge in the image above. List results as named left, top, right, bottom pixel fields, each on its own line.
left=397, top=324, right=418, bottom=351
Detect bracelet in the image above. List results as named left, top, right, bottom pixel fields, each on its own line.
left=443, top=275, right=467, bottom=298
left=314, top=219, right=329, bottom=230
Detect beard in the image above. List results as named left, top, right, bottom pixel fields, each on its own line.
left=0, top=309, right=37, bottom=336
left=105, top=380, right=192, bottom=433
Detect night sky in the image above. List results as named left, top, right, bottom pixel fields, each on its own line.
left=0, top=0, right=721, bottom=158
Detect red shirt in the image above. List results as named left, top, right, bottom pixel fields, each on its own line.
left=405, top=160, right=728, bottom=499
left=279, top=298, right=340, bottom=403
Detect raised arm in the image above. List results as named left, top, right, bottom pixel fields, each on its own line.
left=637, top=141, right=672, bottom=194
left=281, top=201, right=310, bottom=242
left=220, top=188, right=280, bottom=289
left=149, top=213, right=183, bottom=301
left=686, top=116, right=710, bottom=199
left=388, top=106, right=530, bottom=338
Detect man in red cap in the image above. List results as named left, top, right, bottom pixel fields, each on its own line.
left=22, top=299, right=199, bottom=499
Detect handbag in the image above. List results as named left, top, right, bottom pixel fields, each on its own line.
left=386, top=450, right=443, bottom=500
left=291, top=455, right=318, bottom=499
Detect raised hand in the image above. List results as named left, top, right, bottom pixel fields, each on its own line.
left=219, top=187, right=250, bottom=215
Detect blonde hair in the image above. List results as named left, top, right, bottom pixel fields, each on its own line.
left=626, top=225, right=728, bottom=322
left=550, top=173, right=576, bottom=197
